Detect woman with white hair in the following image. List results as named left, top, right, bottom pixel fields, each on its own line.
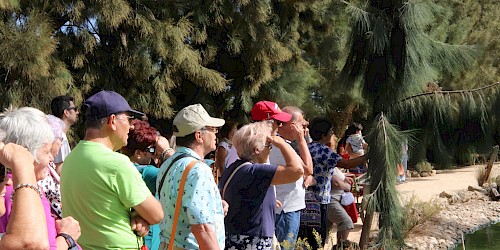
left=219, top=121, right=303, bottom=250
left=0, top=107, right=81, bottom=249
left=0, top=141, right=49, bottom=249
left=37, top=115, right=66, bottom=219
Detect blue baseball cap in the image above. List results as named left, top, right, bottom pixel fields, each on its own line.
left=84, top=90, right=145, bottom=120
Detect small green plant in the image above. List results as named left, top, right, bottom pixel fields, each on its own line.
left=415, top=161, right=433, bottom=173
left=282, top=230, right=323, bottom=250
left=401, top=194, right=442, bottom=238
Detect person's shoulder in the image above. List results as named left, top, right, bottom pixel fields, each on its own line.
left=218, top=140, right=229, bottom=148
left=106, top=150, right=132, bottom=163
left=248, top=162, right=277, bottom=173
left=309, top=141, right=328, bottom=150
left=141, top=165, right=160, bottom=175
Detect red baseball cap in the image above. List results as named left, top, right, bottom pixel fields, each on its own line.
left=250, top=101, right=292, bottom=122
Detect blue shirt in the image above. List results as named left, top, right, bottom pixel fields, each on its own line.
left=308, top=142, right=343, bottom=204
left=134, top=164, right=160, bottom=250
left=156, top=147, right=225, bottom=249
left=135, top=164, right=159, bottom=195
left=220, top=159, right=277, bottom=237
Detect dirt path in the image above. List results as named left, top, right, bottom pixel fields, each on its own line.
left=342, top=163, right=500, bottom=245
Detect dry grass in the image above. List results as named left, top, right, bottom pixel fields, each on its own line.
left=401, top=194, right=443, bottom=238
left=475, top=165, right=487, bottom=186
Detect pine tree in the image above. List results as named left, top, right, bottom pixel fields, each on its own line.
left=337, top=0, right=498, bottom=248
left=1, top=0, right=231, bottom=117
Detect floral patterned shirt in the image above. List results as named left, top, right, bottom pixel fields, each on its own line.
left=38, top=162, right=62, bottom=219
left=308, top=142, right=343, bottom=204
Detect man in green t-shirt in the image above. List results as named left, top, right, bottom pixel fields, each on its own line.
left=61, top=90, right=163, bottom=249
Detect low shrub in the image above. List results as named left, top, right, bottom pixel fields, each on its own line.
left=401, top=194, right=442, bottom=238
left=415, top=161, right=433, bottom=173
left=283, top=230, right=321, bottom=250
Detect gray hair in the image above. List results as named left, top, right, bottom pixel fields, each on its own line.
left=232, top=121, right=272, bottom=161
left=47, top=114, right=65, bottom=139
left=282, top=106, right=303, bottom=122
left=0, top=107, right=54, bottom=162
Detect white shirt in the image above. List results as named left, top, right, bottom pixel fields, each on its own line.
left=269, top=142, right=306, bottom=214
left=54, top=133, right=71, bottom=164
left=225, top=145, right=239, bottom=168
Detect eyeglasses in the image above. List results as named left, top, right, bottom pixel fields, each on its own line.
left=144, top=146, right=156, bottom=154
left=0, top=164, right=6, bottom=183
left=265, top=119, right=282, bottom=126
left=202, top=126, right=219, bottom=133
left=66, top=107, right=77, bottom=112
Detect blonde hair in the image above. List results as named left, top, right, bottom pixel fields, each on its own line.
left=232, top=121, right=272, bottom=161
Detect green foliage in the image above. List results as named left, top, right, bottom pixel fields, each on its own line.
left=281, top=230, right=321, bottom=250
left=254, top=60, right=322, bottom=110
left=415, top=161, right=434, bottom=173
left=388, top=83, right=499, bottom=168
left=364, top=114, right=406, bottom=249
left=0, top=0, right=18, bottom=10
left=401, top=194, right=443, bottom=238
left=432, top=0, right=499, bottom=91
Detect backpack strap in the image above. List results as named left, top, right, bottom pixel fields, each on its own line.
left=168, top=160, right=201, bottom=250
left=157, top=153, right=190, bottom=198
left=222, top=162, right=251, bottom=199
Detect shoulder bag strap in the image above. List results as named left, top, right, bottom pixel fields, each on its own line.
left=222, top=162, right=250, bottom=199
left=168, top=160, right=201, bottom=250
left=157, top=153, right=189, bottom=198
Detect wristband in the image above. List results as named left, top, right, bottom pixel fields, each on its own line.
left=161, top=148, right=174, bottom=159
left=57, top=233, right=78, bottom=249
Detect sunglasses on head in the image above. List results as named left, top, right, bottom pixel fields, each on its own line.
left=144, top=146, right=156, bottom=154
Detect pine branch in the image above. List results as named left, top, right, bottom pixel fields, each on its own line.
left=399, top=81, right=499, bottom=103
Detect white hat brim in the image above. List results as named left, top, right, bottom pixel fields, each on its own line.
left=206, top=117, right=225, bottom=127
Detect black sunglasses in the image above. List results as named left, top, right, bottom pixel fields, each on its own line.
left=144, top=146, right=156, bottom=154
left=0, top=164, right=6, bottom=183
left=66, top=106, right=78, bottom=112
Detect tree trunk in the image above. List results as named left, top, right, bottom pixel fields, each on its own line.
left=482, top=145, right=499, bottom=186
left=359, top=211, right=374, bottom=249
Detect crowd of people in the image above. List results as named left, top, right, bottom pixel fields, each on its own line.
left=0, top=90, right=373, bottom=250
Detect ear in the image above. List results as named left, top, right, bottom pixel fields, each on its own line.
left=194, top=130, right=204, bottom=143
left=108, top=114, right=118, bottom=130
left=254, top=147, right=260, bottom=156
left=63, top=109, right=70, bottom=118
left=134, top=149, right=143, bottom=159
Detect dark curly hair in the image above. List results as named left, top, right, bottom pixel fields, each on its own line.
left=121, top=120, right=157, bottom=157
